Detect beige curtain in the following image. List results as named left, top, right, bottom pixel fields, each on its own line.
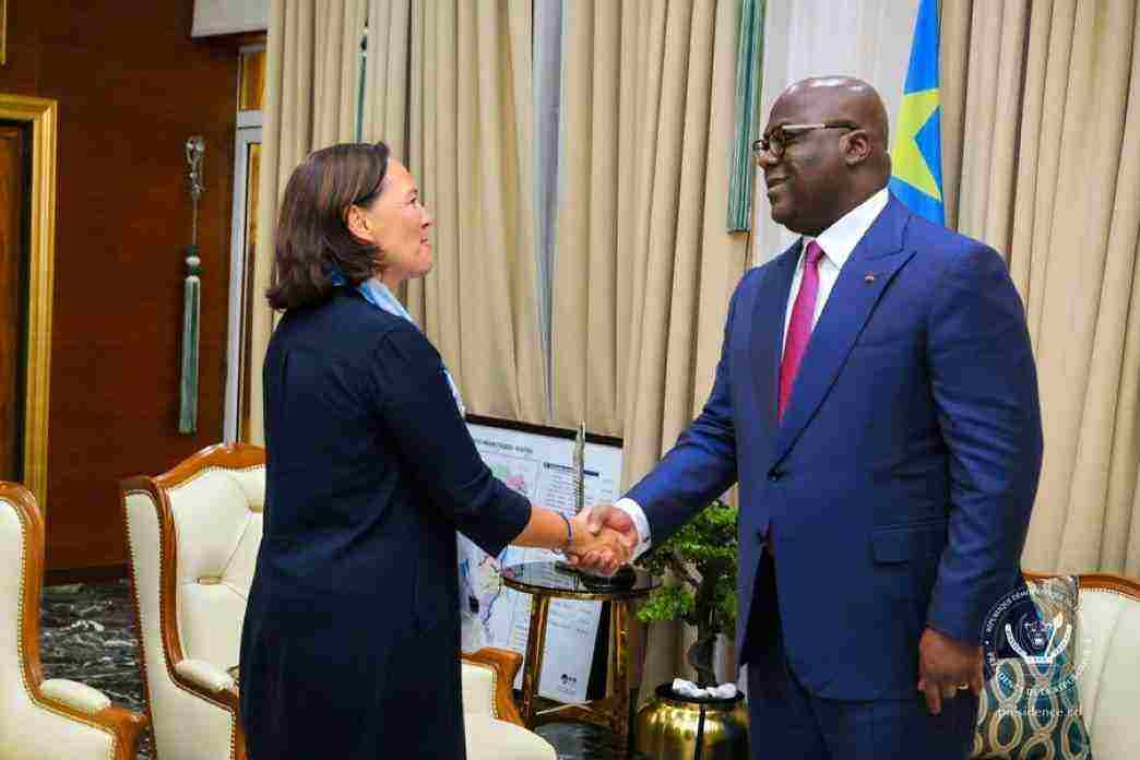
left=551, top=0, right=751, bottom=692
left=395, top=0, right=546, bottom=424
left=248, top=0, right=367, bottom=445
left=362, top=0, right=412, bottom=162
left=251, top=0, right=545, bottom=436
left=549, top=0, right=625, bottom=436
left=942, top=0, right=1140, bottom=577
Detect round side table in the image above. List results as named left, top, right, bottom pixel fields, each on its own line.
left=501, top=561, right=658, bottom=741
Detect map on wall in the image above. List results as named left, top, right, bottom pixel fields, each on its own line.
left=459, top=419, right=623, bottom=704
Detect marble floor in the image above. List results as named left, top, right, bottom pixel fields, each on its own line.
left=39, top=581, right=640, bottom=759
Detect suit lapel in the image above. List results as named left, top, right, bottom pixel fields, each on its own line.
left=771, top=196, right=915, bottom=466
left=750, top=244, right=801, bottom=435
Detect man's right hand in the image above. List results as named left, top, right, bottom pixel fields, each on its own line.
left=567, top=504, right=639, bottom=575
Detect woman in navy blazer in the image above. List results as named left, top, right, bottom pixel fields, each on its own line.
left=239, top=142, right=626, bottom=759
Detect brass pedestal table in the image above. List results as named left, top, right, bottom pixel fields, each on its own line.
left=501, top=561, right=658, bottom=741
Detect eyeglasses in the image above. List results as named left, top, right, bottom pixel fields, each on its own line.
left=752, top=121, right=859, bottom=160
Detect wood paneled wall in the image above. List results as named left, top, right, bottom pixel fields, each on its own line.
left=0, top=0, right=243, bottom=573
left=0, top=125, right=24, bottom=483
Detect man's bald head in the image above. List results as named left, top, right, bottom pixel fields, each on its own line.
left=758, top=76, right=892, bottom=235
left=778, top=76, right=890, bottom=151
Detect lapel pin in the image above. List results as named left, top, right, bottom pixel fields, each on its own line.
left=864, top=273, right=877, bottom=284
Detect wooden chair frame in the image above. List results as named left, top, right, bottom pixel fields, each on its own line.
left=1024, top=571, right=1140, bottom=601
left=1, top=482, right=147, bottom=758
left=462, top=646, right=528, bottom=726
left=121, top=443, right=262, bottom=760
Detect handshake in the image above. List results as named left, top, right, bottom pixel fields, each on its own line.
left=564, top=505, right=640, bottom=576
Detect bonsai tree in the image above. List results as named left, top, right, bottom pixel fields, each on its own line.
left=635, top=499, right=738, bottom=689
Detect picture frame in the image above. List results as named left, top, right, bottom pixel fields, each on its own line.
left=0, top=0, right=7, bottom=66
left=0, top=94, right=58, bottom=510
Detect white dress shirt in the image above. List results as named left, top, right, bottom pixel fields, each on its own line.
left=614, top=187, right=891, bottom=559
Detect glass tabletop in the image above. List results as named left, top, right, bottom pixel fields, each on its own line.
left=501, top=561, right=659, bottom=600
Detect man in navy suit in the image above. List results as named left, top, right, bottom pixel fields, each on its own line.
left=582, top=77, right=1043, bottom=758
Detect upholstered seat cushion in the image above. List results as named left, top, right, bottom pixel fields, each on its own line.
left=465, top=716, right=556, bottom=760
left=0, top=713, right=114, bottom=760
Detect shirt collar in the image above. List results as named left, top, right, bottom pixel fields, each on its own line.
left=802, top=185, right=890, bottom=269
left=358, top=277, right=415, bottom=324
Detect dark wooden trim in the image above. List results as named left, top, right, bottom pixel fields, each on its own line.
left=98, top=705, right=149, bottom=759
left=1, top=482, right=147, bottom=760
left=192, top=30, right=267, bottom=50
left=0, top=123, right=26, bottom=488
left=153, top=442, right=265, bottom=490
left=466, top=414, right=623, bottom=449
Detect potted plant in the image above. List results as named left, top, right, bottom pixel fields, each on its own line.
left=633, top=499, right=748, bottom=758
left=635, top=498, right=738, bottom=687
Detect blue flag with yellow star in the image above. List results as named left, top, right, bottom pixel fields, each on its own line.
left=890, top=0, right=944, bottom=225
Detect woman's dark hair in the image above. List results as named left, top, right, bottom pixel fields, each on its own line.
left=266, top=141, right=391, bottom=310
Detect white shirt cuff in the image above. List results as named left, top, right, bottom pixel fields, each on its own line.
left=614, top=497, right=652, bottom=560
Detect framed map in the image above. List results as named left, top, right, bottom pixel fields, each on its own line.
left=460, top=416, right=623, bottom=703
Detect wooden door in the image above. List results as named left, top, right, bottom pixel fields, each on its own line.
left=0, top=123, right=24, bottom=482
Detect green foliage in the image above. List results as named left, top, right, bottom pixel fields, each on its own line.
left=635, top=499, right=739, bottom=638
left=638, top=584, right=696, bottom=626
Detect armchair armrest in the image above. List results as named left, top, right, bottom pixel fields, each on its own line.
left=175, top=659, right=237, bottom=693
left=41, top=679, right=111, bottom=714
left=168, top=657, right=246, bottom=760
left=170, top=657, right=242, bottom=717
left=35, top=679, right=148, bottom=760
left=461, top=647, right=525, bottom=726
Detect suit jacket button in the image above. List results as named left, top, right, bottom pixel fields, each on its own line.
left=768, top=469, right=782, bottom=482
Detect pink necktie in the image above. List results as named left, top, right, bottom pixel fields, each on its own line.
left=778, top=241, right=824, bottom=421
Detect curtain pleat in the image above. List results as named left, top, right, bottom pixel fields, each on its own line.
left=943, top=0, right=1140, bottom=576
left=400, top=0, right=545, bottom=423
left=363, top=0, right=412, bottom=160
left=550, top=0, right=750, bottom=694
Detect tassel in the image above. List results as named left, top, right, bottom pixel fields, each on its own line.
left=178, top=245, right=201, bottom=434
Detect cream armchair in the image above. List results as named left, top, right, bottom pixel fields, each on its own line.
left=121, top=443, right=263, bottom=760
left=462, top=648, right=556, bottom=760
left=1025, top=572, right=1140, bottom=760
left=123, top=443, right=554, bottom=760
left=0, top=482, right=147, bottom=760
